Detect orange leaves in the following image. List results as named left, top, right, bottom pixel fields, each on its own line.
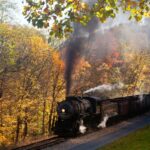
left=0, top=134, right=11, bottom=147
left=51, top=50, right=64, bottom=70
left=74, top=58, right=91, bottom=73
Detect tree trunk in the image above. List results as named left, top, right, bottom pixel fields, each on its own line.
left=51, top=115, right=56, bottom=130
left=0, top=100, right=3, bottom=127
left=15, top=116, right=21, bottom=143
left=48, top=100, right=54, bottom=134
left=42, top=99, right=46, bottom=134
left=23, top=117, right=28, bottom=140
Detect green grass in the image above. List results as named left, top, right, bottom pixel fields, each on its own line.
left=98, top=126, right=150, bottom=150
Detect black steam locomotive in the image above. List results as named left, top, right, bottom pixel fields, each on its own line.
left=54, top=94, right=150, bottom=136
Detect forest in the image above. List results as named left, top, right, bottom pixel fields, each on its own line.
left=0, top=0, right=150, bottom=149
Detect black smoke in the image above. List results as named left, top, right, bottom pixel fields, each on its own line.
left=65, top=39, right=83, bottom=95
left=65, top=18, right=99, bottom=96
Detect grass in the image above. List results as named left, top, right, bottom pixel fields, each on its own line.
left=98, top=125, right=150, bottom=150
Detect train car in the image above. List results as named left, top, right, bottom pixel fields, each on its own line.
left=54, top=94, right=150, bottom=137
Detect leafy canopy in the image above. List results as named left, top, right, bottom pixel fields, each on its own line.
left=23, top=0, right=150, bottom=38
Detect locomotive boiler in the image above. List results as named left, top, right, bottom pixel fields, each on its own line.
left=54, top=96, right=118, bottom=136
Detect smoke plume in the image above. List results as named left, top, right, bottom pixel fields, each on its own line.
left=84, top=82, right=124, bottom=94
left=65, top=39, right=83, bottom=95
left=65, top=18, right=99, bottom=95
left=64, top=4, right=150, bottom=95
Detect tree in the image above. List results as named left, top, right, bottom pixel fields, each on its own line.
left=47, top=51, right=65, bottom=133
left=23, top=0, right=150, bottom=38
left=0, top=24, right=65, bottom=146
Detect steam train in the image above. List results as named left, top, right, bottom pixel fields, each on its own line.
left=54, top=94, right=150, bottom=136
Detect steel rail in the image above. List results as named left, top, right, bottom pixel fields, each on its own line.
left=12, top=136, right=66, bottom=150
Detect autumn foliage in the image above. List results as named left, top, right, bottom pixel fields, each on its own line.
left=0, top=23, right=150, bottom=149
left=0, top=24, right=65, bottom=149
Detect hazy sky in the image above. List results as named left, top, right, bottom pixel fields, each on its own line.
left=12, top=0, right=30, bottom=25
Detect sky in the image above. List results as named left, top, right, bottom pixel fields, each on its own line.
left=11, top=0, right=30, bottom=26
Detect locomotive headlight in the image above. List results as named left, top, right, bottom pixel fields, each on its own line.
left=61, top=108, right=65, bottom=113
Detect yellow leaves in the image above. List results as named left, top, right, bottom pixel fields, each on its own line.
left=67, top=0, right=74, bottom=2
left=0, top=24, right=66, bottom=146
left=0, top=134, right=10, bottom=146
left=124, top=0, right=149, bottom=21
left=0, top=135, right=7, bottom=142
left=99, top=63, right=110, bottom=71
left=122, top=50, right=150, bottom=94
left=81, top=2, right=89, bottom=10
left=143, top=65, right=149, bottom=74
left=144, top=12, right=150, bottom=17
left=105, top=6, right=112, bottom=11
left=51, top=50, right=64, bottom=70
left=29, top=35, right=49, bottom=60
left=126, top=4, right=131, bottom=11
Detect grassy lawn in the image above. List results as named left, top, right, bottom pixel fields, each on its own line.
left=98, top=125, right=150, bottom=150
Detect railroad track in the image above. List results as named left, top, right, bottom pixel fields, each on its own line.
left=12, top=130, right=100, bottom=150
left=12, top=136, right=66, bottom=150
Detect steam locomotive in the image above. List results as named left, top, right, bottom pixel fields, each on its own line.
left=54, top=94, right=150, bottom=136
